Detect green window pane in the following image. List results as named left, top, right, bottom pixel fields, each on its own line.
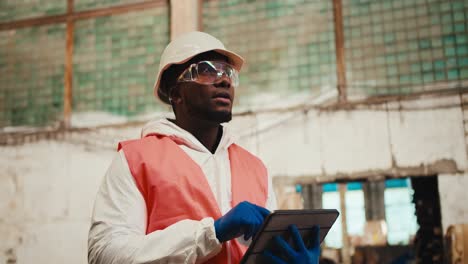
left=422, top=62, right=433, bottom=71
left=447, top=69, right=459, bottom=79
left=423, top=73, right=434, bottom=82
left=460, top=69, right=468, bottom=78
left=434, top=60, right=446, bottom=70
left=459, top=58, right=468, bottom=67
left=445, top=47, right=456, bottom=57
left=443, top=35, right=457, bottom=45
left=456, top=35, right=467, bottom=45
left=457, top=46, right=468, bottom=56
left=435, top=71, right=446, bottom=81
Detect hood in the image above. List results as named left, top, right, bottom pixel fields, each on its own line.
left=141, top=118, right=235, bottom=153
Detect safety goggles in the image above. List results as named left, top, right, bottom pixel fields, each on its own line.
left=177, top=61, right=239, bottom=87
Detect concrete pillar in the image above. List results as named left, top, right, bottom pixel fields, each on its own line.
left=363, top=180, right=386, bottom=220
left=302, top=183, right=323, bottom=209
left=170, top=0, right=200, bottom=40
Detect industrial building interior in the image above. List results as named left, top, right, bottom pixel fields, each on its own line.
left=1, top=0, right=467, bottom=263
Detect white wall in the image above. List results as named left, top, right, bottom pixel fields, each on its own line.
left=438, top=172, right=468, bottom=232
left=0, top=141, right=115, bottom=264
left=233, top=95, right=467, bottom=179
left=1, top=95, right=467, bottom=263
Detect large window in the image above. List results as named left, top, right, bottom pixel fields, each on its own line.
left=385, top=179, right=418, bottom=245
left=203, top=0, right=337, bottom=106
left=322, top=179, right=418, bottom=248
left=0, top=1, right=170, bottom=127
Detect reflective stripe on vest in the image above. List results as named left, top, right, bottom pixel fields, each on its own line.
left=118, top=135, right=268, bottom=264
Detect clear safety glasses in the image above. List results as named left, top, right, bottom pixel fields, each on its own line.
left=177, top=61, right=239, bottom=87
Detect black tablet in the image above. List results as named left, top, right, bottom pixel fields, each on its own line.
left=240, top=209, right=340, bottom=264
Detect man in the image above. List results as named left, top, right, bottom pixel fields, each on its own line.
left=88, top=31, right=319, bottom=264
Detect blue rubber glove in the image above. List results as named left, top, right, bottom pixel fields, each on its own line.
left=263, top=225, right=320, bottom=264
left=214, top=201, right=270, bottom=242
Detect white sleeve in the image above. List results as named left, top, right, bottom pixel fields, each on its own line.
left=265, top=173, right=278, bottom=212
left=88, top=150, right=222, bottom=264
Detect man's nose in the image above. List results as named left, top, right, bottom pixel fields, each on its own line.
left=213, top=74, right=232, bottom=89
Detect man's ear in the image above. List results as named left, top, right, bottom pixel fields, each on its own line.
left=170, top=85, right=183, bottom=104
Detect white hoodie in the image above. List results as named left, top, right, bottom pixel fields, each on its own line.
left=88, top=119, right=277, bottom=264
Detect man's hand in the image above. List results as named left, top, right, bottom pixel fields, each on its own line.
left=263, top=225, right=320, bottom=264
left=214, top=201, right=270, bottom=242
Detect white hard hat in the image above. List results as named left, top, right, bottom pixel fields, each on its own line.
left=154, top=31, right=244, bottom=104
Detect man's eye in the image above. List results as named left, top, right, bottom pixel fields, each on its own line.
left=203, top=68, right=217, bottom=75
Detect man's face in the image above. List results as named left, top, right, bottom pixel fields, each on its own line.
left=172, top=52, right=236, bottom=124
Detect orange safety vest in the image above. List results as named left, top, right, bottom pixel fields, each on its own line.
left=118, top=135, right=268, bottom=264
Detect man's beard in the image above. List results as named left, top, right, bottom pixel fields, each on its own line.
left=187, top=102, right=232, bottom=123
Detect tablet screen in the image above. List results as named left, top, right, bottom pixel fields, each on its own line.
left=240, top=209, right=339, bottom=264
